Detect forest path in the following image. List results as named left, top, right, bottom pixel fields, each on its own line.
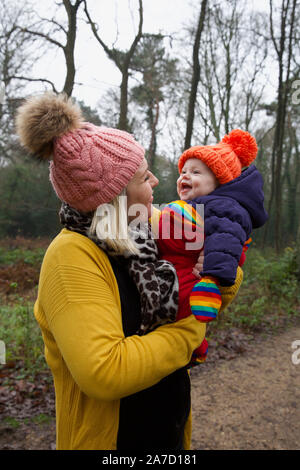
left=0, top=325, right=299, bottom=450
left=190, top=325, right=300, bottom=450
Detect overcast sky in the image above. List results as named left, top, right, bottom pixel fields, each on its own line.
left=28, top=0, right=276, bottom=108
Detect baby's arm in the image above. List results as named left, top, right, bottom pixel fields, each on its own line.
left=200, top=198, right=252, bottom=286
left=188, top=197, right=249, bottom=330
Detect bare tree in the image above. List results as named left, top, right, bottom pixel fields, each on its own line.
left=18, top=0, right=84, bottom=96
left=84, top=0, right=143, bottom=131
left=0, top=0, right=43, bottom=164
left=192, top=0, right=268, bottom=143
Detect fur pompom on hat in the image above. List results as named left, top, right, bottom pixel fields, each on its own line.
left=15, top=92, right=145, bottom=212
left=178, top=129, right=258, bottom=184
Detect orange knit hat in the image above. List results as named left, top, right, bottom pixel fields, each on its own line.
left=178, top=129, right=258, bottom=184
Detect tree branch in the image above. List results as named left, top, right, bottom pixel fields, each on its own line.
left=8, top=76, right=58, bottom=93
left=18, top=27, right=65, bottom=49
left=126, top=0, right=143, bottom=66
left=83, top=0, right=119, bottom=67
left=34, top=16, right=68, bottom=35
left=63, top=0, right=84, bottom=14
left=75, top=0, right=85, bottom=9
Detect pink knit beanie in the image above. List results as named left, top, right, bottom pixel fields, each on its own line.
left=15, top=93, right=145, bottom=212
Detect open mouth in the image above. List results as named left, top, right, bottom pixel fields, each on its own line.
left=180, top=183, right=192, bottom=192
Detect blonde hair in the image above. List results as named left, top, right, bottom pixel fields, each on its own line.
left=88, top=188, right=140, bottom=256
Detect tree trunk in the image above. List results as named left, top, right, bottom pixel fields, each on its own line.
left=296, top=221, right=300, bottom=281
left=118, top=69, right=129, bottom=130
left=274, top=0, right=297, bottom=252
left=147, top=98, right=159, bottom=171
left=290, top=128, right=300, bottom=241
left=184, top=0, right=208, bottom=150
left=62, top=0, right=81, bottom=97
left=263, top=0, right=297, bottom=251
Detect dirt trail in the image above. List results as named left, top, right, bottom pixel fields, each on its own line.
left=1, top=326, right=299, bottom=450
left=190, top=325, right=300, bottom=450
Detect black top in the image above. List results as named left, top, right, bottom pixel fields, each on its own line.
left=108, top=255, right=191, bottom=451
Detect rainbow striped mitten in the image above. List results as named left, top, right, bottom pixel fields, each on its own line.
left=189, top=276, right=222, bottom=322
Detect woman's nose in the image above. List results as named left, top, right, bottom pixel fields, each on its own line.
left=150, top=173, right=159, bottom=188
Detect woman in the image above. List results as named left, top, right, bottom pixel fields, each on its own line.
left=16, top=93, right=243, bottom=450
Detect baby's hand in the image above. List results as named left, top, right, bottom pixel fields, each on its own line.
left=192, top=248, right=204, bottom=278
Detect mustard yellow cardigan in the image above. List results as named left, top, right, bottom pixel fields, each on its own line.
left=34, top=221, right=242, bottom=450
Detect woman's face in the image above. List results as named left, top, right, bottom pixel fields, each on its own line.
left=126, top=158, right=159, bottom=222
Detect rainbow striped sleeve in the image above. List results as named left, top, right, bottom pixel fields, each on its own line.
left=165, top=200, right=204, bottom=229
left=190, top=277, right=222, bottom=322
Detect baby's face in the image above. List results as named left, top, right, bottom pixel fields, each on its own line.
left=177, top=158, right=219, bottom=200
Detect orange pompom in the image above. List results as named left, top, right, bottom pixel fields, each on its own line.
left=221, top=129, right=258, bottom=166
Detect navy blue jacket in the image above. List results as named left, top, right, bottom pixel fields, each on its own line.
left=188, top=165, right=268, bottom=286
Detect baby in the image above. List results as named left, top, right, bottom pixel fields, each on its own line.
left=156, top=129, right=268, bottom=366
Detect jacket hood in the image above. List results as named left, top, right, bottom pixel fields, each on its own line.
left=191, top=165, right=268, bottom=229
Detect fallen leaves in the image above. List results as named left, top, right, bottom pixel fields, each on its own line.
left=199, top=327, right=253, bottom=367
left=0, top=361, right=55, bottom=420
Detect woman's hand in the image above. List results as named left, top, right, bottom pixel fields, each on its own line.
left=192, top=248, right=204, bottom=279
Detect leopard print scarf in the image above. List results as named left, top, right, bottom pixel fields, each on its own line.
left=59, top=202, right=178, bottom=335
